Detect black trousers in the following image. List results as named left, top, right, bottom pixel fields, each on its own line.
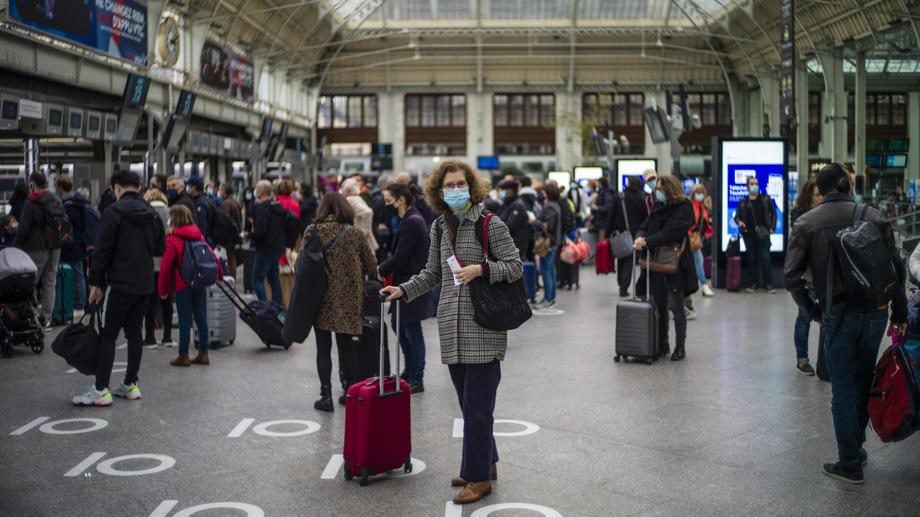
left=617, top=255, right=634, bottom=294
left=96, top=289, right=147, bottom=390
left=314, top=328, right=355, bottom=390
left=649, top=273, right=686, bottom=355
left=145, top=271, right=173, bottom=344
left=449, top=359, right=501, bottom=483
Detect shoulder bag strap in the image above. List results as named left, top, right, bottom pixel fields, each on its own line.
left=619, top=192, right=629, bottom=233
left=480, top=213, right=495, bottom=260
left=324, top=225, right=351, bottom=254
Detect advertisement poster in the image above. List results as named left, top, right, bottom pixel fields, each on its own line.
left=720, top=140, right=786, bottom=252
left=200, top=40, right=254, bottom=104
left=616, top=159, right=656, bottom=190
left=9, top=0, right=148, bottom=66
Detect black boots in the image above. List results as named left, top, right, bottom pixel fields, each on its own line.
left=314, top=385, right=334, bottom=412
left=671, top=346, right=686, bottom=361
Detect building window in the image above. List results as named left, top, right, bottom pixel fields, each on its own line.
left=317, top=95, right=378, bottom=129
left=494, top=93, right=556, bottom=155
left=581, top=92, right=645, bottom=155
left=406, top=94, right=466, bottom=128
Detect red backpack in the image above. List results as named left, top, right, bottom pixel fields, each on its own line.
left=868, top=330, right=920, bottom=442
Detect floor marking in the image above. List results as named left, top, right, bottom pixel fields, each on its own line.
left=149, top=500, right=179, bottom=517
left=227, top=418, right=255, bottom=438
left=321, top=454, right=345, bottom=480
left=533, top=309, right=565, bottom=316
left=470, top=503, right=563, bottom=517
left=251, top=420, right=320, bottom=437
left=65, top=452, right=107, bottom=477
left=452, top=419, right=541, bottom=438
left=10, top=416, right=50, bottom=435
left=95, top=454, right=176, bottom=477
left=40, top=418, right=108, bottom=435
left=172, top=503, right=264, bottom=517
left=445, top=502, right=463, bottom=517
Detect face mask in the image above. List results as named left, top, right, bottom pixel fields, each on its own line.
left=694, top=193, right=704, bottom=202
left=646, top=180, right=657, bottom=191
left=749, top=184, right=759, bottom=194
left=498, top=190, right=507, bottom=201
left=9, top=222, right=18, bottom=232
left=655, top=190, right=667, bottom=203
left=167, top=188, right=178, bottom=202
left=245, top=193, right=253, bottom=201
left=206, top=188, right=214, bottom=196
left=443, top=188, right=470, bottom=210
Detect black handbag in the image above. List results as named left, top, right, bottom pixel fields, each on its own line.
left=468, top=213, right=533, bottom=331
left=51, top=306, right=100, bottom=375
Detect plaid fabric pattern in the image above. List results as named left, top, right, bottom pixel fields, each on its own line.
left=401, top=205, right=523, bottom=365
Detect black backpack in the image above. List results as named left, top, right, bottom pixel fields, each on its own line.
left=833, top=204, right=901, bottom=308
left=282, top=225, right=351, bottom=343
left=40, top=195, right=73, bottom=248
left=211, top=208, right=241, bottom=248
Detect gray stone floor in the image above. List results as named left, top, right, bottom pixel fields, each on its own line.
left=2, top=269, right=920, bottom=517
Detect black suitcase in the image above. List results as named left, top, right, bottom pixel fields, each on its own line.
left=216, top=279, right=291, bottom=349
left=339, top=314, right=391, bottom=390
left=614, top=250, right=658, bottom=364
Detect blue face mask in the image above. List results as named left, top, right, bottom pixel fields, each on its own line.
left=749, top=184, right=759, bottom=194
left=655, top=190, right=667, bottom=203
left=647, top=180, right=657, bottom=191
left=498, top=190, right=507, bottom=201
left=444, top=188, right=470, bottom=210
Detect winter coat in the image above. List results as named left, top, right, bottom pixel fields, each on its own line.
left=157, top=224, right=222, bottom=297
left=400, top=204, right=523, bottom=365
left=13, top=190, right=62, bottom=252
left=61, top=192, right=94, bottom=263
left=498, top=196, right=530, bottom=260
left=347, top=195, right=379, bottom=253
left=734, top=194, right=776, bottom=241
left=299, top=196, right=318, bottom=227
left=378, top=208, right=435, bottom=324
left=251, top=200, right=287, bottom=255
left=220, top=197, right=243, bottom=230
left=306, top=216, right=377, bottom=336
left=636, top=200, right=697, bottom=296
left=191, top=192, right=215, bottom=243
left=534, top=200, right=561, bottom=246
left=690, top=199, right=713, bottom=239
left=98, top=188, right=117, bottom=215
left=89, top=191, right=165, bottom=295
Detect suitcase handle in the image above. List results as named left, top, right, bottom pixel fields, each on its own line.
left=630, top=248, right=651, bottom=299
left=378, top=293, right=402, bottom=397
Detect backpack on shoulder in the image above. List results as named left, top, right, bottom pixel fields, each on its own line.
left=41, top=196, right=74, bottom=248
left=180, top=239, right=220, bottom=289
left=835, top=204, right=900, bottom=307
left=211, top=208, right=241, bottom=248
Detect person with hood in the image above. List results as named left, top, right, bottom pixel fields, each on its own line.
left=74, top=170, right=165, bottom=407
left=496, top=179, right=530, bottom=261
left=14, top=171, right=65, bottom=329
left=143, top=188, right=174, bottom=349
left=186, top=176, right=215, bottom=245
left=250, top=180, right=286, bottom=305
left=158, top=204, right=221, bottom=367
left=518, top=177, right=541, bottom=217
left=166, top=175, right=196, bottom=214
left=56, top=174, right=98, bottom=319
left=377, top=183, right=434, bottom=394
left=299, top=182, right=318, bottom=228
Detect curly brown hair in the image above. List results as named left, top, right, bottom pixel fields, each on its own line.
left=656, top=175, right=687, bottom=205
left=423, top=160, right=490, bottom=214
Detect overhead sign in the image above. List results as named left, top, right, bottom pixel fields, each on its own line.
left=8, top=0, right=148, bottom=66
left=200, top=40, right=254, bottom=103
left=19, top=99, right=43, bottom=119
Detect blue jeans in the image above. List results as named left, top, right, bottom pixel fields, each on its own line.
left=399, top=320, right=426, bottom=384
left=743, top=236, right=773, bottom=289
left=253, top=250, right=283, bottom=305
left=67, top=261, right=87, bottom=311
left=448, top=360, right=501, bottom=483
left=793, top=291, right=816, bottom=361
left=692, top=249, right=707, bottom=285
left=176, top=288, right=208, bottom=355
left=540, top=249, right=557, bottom=302
left=822, top=304, right=888, bottom=466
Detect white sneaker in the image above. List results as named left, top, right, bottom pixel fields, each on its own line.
left=111, top=383, right=142, bottom=400
left=143, top=342, right=159, bottom=350
left=72, top=309, right=85, bottom=321
left=73, top=386, right=113, bottom=407
left=701, top=284, right=715, bottom=297
left=686, top=309, right=697, bottom=321
left=161, top=341, right=177, bottom=349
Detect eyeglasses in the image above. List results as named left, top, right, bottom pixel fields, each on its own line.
left=442, top=181, right=468, bottom=191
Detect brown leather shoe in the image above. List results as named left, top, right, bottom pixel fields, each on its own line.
left=170, top=354, right=190, bottom=367
left=451, top=464, right=498, bottom=487
left=191, top=350, right=209, bottom=365
left=452, top=481, right=492, bottom=505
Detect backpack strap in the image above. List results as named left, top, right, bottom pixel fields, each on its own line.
left=853, top=203, right=868, bottom=224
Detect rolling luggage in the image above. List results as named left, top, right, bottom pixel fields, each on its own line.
left=614, top=250, right=658, bottom=364
left=196, top=276, right=237, bottom=348
left=726, top=255, right=741, bottom=292
left=523, top=261, right=536, bottom=301
left=595, top=240, right=614, bottom=275
left=343, top=295, right=412, bottom=486
left=703, top=255, right=712, bottom=279
left=53, top=263, right=74, bottom=325
left=216, top=279, right=291, bottom=349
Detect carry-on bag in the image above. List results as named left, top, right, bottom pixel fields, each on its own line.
left=726, top=255, right=742, bottom=292
left=53, top=263, right=74, bottom=325
left=614, top=249, right=658, bottom=364
left=215, top=279, right=291, bottom=349
left=595, top=239, right=614, bottom=275
left=343, top=295, right=412, bottom=486
left=196, top=276, right=237, bottom=347
left=51, top=306, right=100, bottom=374
left=868, top=328, right=920, bottom=442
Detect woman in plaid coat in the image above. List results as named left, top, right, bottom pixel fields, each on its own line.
left=382, top=160, right=523, bottom=506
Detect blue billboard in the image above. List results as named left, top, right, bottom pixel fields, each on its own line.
left=9, top=0, right=148, bottom=66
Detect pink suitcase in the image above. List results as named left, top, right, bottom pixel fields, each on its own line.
left=343, top=296, right=412, bottom=486
left=726, top=255, right=741, bottom=291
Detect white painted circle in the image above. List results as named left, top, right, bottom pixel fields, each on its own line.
left=251, top=420, right=321, bottom=437
left=172, top=503, right=264, bottom=517
left=379, top=457, right=426, bottom=479
left=533, top=309, right=565, bottom=316
left=95, top=454, right=175, bottom=477
left=471, top=503, right=562, bottom=517
left=67, top=361, right=126, bottom=374
left=493, top=419, right=540, bottom=437
left=39, top=418, right=108, bottom=435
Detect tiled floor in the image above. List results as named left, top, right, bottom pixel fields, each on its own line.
left=2, top=269, right=920, bottom=517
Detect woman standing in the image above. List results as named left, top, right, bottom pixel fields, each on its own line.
left=633, top=175, right=696, bottom=361
left=158, top=205, right=221, bottom=367
left=381, top=160, right=523, bottom=506
left=790, top=180, right=822, bottom=375
left=143, top=189, right=175, bottom=349
left=307, top=192, right=377, bottom=412
left=377, top=183, right=435, bottom=394
left=688, top=184, right=715, bottom=298
left=531, top=181, right=562, bottom=309
left=341, top=177, right=379, bottom=256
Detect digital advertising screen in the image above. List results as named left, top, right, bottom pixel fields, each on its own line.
left=477, top=156, right=499, bottom=170
left=548, top=171, right=571, bottom=187
left=616, top=159, right=657, bottom=190
left=200, top=40, right=254, bottom=103
left=719, top=139, right=787, bottom=253
left=573, top=166, right=603, bottom=182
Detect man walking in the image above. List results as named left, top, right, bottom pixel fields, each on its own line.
left=784, top=163, right=907, bottom=484
left=74, top=170, right=164, bottom=406
left=13, top=172, right=65, bottom=330
left=250, top=180, right=286, bottom=305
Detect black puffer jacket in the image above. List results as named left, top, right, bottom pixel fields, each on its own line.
left=251, top=200, right=287, bottom=255
left=784, top=193, right=906, bottom=322
left=498, top=196, right=530, bottom=260
left=89, top=191, right=165, bottom=295
left=636, top=199, right=697, bottom=295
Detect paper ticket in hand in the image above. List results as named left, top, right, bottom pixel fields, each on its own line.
left=446, top=255, right=463, bottom=286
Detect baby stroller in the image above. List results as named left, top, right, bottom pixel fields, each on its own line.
left=0, top=247, right=44, bottom=358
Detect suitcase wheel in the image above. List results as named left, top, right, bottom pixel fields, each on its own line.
left=645, top=358, right=654, bottom=365
left=404, top=458, right=413, bottom=473
left=343, top=462, right=354, bottom=481
left=613, top=355, right=621, bottom=363
left=359, top=468, right=371, bottom=487
left=30, top=339, right=43, bottom=355
left=264, top=342, right=271, bottom=349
